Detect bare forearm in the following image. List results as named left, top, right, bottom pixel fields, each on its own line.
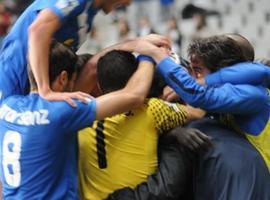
left=28, top=24, right=51, bottom=92
left=28, top=9, right=60, bottom=94
left=150, top=48, right=168, bottom=64
left=184, top=105, right=206, bottom=122
left=75, top=39, right=138, bottom=93
left=95, top=61, right=154, bottom=120
left=124, top=60, right=154, bottom=98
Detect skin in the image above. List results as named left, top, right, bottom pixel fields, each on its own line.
left=161, top=33, right=254, bottom=101
left=28, top=0, right=132, bottom=107
left=189, top=54, right=211, bottom=79
left=74, top=34, right=171, bottom=95
left=191, top=33, right=254, bottom=84
left=0, top=41, right=157, bottom=196
left=134, top=42, right=205, bottom=102
left=0, top=54, right=155, bottom=199
left=36, top=57, right=155, bottom=120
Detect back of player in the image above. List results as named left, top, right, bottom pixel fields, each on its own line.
left=78, top=50, right=202, bottom=199
left=155, top=36, right=270, bottom=170
left=0, top=41, right=96, bottom=199
left=79, top=97, right=187, bottom=199
left=0, top=0, right=95, bottom=103
left=0, top=95, right=94, bottom=199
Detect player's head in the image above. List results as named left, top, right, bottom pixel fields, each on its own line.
left=97, top=50, right=166, bottom=97
left=224, top=33, right=254, bottom=61
left=97, top=0, right=131, bottom=14
left=28, top=40, right=78, bottom=92
left=188, top=35, right=247, bottom=78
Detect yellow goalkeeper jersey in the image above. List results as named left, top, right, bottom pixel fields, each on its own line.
left=79, top=98, right=187, bottom=200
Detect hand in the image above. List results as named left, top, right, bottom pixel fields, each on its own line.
left=161, top=86, right=180, bottom=102
left=141, top=34, right=171, bottom=49
left=169, top=127, right=213, bottom=151
left=39, top=90, right=92, bottom=107
left=134, top=40, right=169, bottom=62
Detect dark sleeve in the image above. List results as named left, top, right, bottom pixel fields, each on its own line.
left=106, top=133, right=195, bottom=200
left=187, top=118, right=270, bottom=200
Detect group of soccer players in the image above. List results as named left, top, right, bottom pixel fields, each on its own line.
left=1, top=0, right=270, bottom=199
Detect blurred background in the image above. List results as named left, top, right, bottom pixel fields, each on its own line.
left=1, top=0, right=270, bottom=59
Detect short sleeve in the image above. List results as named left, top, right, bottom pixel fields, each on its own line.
left=48, top=0, right=89, bottom=21
left=147, top=98, right=187, bottom=134
left=62, top=99, right=96, bottom=133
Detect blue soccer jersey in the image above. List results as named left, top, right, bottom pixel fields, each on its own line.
left=156, top=56, right=270, bottom=135
left=157, top=57, right=270, bottom=171
left=205, top=62, right=270, bottom=87
left=0, top=0, right=98, bottom=103
left=0, top=93, right=96, bottom=199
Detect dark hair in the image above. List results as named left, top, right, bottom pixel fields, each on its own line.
left=188, top=35, right=247, bottom=72
left=28, top=40, right=78, bottom=89
left=97, top=50, right=138, bottom=93
left=148, top=71, right=166, bottom=98
left=224, top=33, right=254, bottom=61
left=97, top=50, right=166, bottom=97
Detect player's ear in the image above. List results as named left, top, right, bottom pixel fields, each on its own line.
left=59, top=71, right=69, bottom=87
left=51, top=70, right=68, bottom=92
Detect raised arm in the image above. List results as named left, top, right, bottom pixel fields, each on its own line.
left=157, top=57, right=268, bottom=114
left=74, top=39, right=138, bottom=94
left=95, top=59, right=155, bottom=120
left=75, top=34, right=171, bottom=94
left=28, top=9, right=60, bottom=97
left=28, top=8, right=90, bottom=107
left=135, top=47, right=269, bottom=114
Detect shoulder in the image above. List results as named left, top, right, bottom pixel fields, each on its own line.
left=40, top=0, right=89, bottom=20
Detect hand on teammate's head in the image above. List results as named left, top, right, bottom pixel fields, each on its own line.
left=140, top=34, right=171, bottom=49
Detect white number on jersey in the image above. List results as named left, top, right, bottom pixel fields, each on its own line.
left=2, top=131, right=22, bottom=187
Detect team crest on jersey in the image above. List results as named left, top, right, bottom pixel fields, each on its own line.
left=55, top=0, right=79, bottom=16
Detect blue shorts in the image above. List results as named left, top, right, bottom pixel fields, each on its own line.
left=0, top=39, right=29, bottom=103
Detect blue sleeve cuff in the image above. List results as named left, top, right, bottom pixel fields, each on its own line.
left=137, top=55, right=156, bottom=65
